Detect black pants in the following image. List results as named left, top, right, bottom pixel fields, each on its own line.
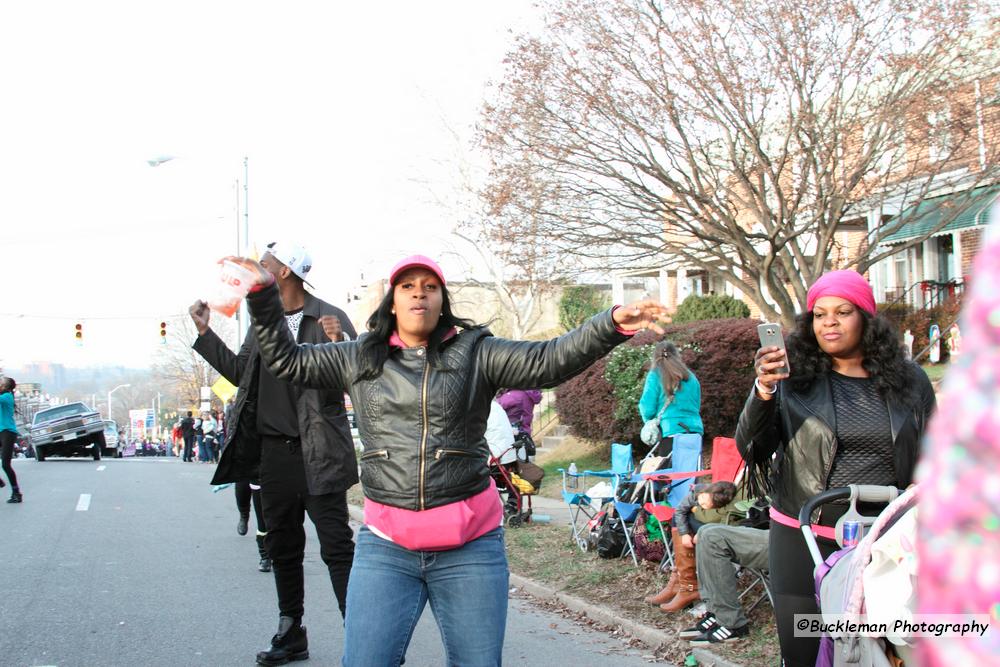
left=235, top=481, right=267, bottom=532
left=1, top=431, right=18, bottom=490
left=260, top=436, right=355, bottom=620
left=769, top=519, right=838, bottom=667
left=182, top=434, right=195, bottom=461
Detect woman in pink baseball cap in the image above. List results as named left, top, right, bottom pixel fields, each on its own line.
left=735, top=269, right=936, bottom=667
left=227, top=252, right=671, bottom=666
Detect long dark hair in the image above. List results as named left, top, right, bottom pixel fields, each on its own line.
left=785, top=309, right=920, bottom=408
left=744, top=309, right=919, bottom=499
left=652, top=341, right=690, bottom=399
left=355, top=285, right=480, bottom=381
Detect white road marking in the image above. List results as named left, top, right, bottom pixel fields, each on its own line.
left=76, top=494, right=91, bottom=511
left=97, top=465, right=106, bottom=471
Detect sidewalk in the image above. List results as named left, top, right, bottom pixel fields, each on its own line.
left=346, top=501, right=746, bottom=666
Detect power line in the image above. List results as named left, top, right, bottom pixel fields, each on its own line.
left=0, top=312, right=189, bottom=321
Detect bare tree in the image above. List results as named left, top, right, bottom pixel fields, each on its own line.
left=442, top=230, right=560, bottom=339
left=151, top=313, right=235, bottom=411
left=481, top=0, right=999, bottom=324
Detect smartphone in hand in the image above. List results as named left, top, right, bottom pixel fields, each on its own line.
left=757, top=323, right=790, bottom=376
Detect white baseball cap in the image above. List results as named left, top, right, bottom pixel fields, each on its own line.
left=265, top=241, right=313, bottom=286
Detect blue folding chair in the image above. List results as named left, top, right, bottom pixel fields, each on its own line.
left=559, top=443, right=634, bottom=552
left=642, top=433, right=704, bottom=570
left=583, top=443, right=639, bottom=563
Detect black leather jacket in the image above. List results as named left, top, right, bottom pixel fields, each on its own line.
left=247, top=282, right=629, bottom=510
left=735, top=364, right=935, bottom=520
left=195, top=291, right=359, bottom=496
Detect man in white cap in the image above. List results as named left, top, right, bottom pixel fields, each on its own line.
left=189, top=241, right=358, bottom=666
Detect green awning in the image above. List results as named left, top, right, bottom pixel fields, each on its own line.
left=880, top=184, right=1000, bottom=244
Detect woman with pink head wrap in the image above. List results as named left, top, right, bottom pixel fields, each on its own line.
left=735, top=268, right=936, bottom=666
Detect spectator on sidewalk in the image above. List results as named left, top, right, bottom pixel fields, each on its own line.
left=646, top=481, right=737, bottom=612
left=497, top=388, right=542, bottom=436
left=681, top=523, right=769, bottom=645
left=736, top=269, right=936, bottom=667
left=638, top=341, right=703, bottom=458
left=232, top=251, right=671, bottom=667
left=180, top=412, right=195, bottom=462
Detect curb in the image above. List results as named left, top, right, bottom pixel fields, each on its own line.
left=347, top=504, right=742, bottom=666
left=509, top=575, right=744, bottom=667
left=509, top=573, right=673, bottom=648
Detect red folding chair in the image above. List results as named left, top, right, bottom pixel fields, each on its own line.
left=641, top=437, right=745, bottom=570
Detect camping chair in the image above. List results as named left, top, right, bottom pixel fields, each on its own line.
left=610, top=453, right=673, bottom=566
left=636, top=434, right=703, bottom=569
left=737, top=565, right=774, bottom=613
left=558, top=444, right=633, bottom=551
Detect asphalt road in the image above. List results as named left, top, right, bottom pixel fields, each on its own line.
left=0, top=457, right=658, bottom=667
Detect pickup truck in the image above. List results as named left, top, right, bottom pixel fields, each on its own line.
left=30, top=402, right=106, bottom=461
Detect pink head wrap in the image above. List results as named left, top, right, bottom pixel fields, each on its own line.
left=806, top=270, right=876, bottom=315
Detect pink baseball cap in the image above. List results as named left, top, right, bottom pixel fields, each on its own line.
left=389, top=254, right=446, bottom=286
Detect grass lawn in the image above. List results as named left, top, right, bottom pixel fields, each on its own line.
left=921, top=362, right=949, bottom=383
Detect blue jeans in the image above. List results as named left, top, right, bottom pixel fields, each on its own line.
left=343, top=525, right=509, bottom=667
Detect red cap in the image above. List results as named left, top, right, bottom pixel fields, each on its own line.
left=389, top=254, right=446, bottom=286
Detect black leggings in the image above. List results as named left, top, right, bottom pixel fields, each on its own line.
left=235, top=481, right=267, bottom=532
left=1, top=431, right=19, bottom=490
left=769, top=519, right=837, bottom=667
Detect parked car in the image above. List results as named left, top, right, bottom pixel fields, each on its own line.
left=29, top=402, right=105, bottom=461
left=102, top=420, right=122, bottom=458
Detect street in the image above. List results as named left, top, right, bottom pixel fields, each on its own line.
left=0, top=457, right=656, bottom=667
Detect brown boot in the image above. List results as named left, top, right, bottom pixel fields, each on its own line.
left=660, top=529, right=700, bottom=612
left=644, top=569, right=679, bottom=605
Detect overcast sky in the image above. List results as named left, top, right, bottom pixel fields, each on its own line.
left=0, top=0, right=538, bottom=370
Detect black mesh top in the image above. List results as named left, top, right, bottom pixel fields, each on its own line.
left=826, top=372, right=895, bottom=489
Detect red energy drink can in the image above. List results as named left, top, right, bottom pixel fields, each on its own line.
left=842, top=521, right=861, bottom=547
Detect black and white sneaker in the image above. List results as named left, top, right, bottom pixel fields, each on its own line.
left=689, top=622, right=749, bottom=644
left=679, top=612, right=717, bottom=639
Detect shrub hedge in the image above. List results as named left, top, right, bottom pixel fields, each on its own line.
left=673, top=293, right=751, bottom=323
left=555, top=318, right=759, bottom=455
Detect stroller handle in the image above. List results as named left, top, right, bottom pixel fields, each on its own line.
left=796, top=485, right=900, bottom=527
left=798, top=485, right=901, bottom=567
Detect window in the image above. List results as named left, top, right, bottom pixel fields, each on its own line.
left=862, top=117, right=907, bottom=174
left=894, top=252, right=908, bottom=289
left=927, top=105, right=952, bottom=163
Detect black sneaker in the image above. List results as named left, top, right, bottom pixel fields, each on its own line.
left=7, top=491, right=22, bottom=504
left=259, top=557, right=273, bottom=573
left=238, top=514, right=250, bottom=536
left=689, top=622, right=749, bottom=644
left=679, top=612, right=717, bottom=639
left=256, top=617, right=308, bottom=666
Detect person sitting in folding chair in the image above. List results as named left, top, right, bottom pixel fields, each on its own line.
left=647, top=480, right=737, bottom=611
left=681, top=523, right=769, bottom=645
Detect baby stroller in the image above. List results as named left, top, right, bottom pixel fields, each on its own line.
left=489, top=438, right=544, bottom=527
left=800, top=485, right=919, bottom=667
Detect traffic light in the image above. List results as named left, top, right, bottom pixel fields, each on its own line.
left=74, top=322, right=83, bottom=345
left=159, top=321, right=167, bottom=343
